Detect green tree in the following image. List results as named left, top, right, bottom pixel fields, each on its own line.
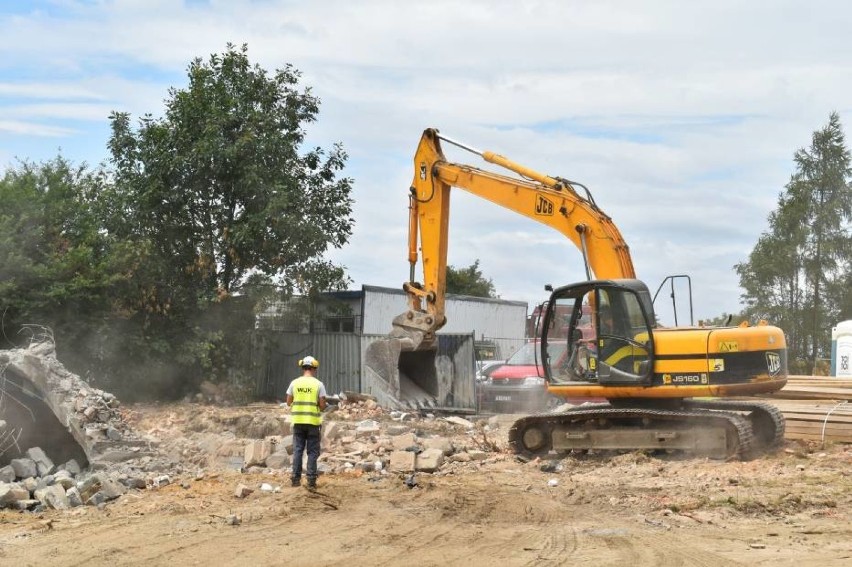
left=0, top=158, right=139, bottom=354
left=0, top=158, right=95, bottom=328
left=91, top=44, right=354, bottom=398
left=446, top=260, right=497, bottom=298
left=0, top=47, right=354, bottom=401
left=736, top=112, right=852, bottom=372
left=700, top=312, right=746, bottom=327
left=106, top=43, right=353, bottom=301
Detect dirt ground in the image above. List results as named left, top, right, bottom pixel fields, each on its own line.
left=1, top=402, right=850, bottom=567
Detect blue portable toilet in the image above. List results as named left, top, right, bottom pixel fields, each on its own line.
left=831, top=320, right=852, bottom=377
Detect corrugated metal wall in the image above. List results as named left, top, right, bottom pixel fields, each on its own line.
left=256, top=332, right=362, bottom=399
left=254, top=331, right=477, bottom=410
left=361, top=285, right=528, bottom=352
left=360, top=287, right=409, bottom=334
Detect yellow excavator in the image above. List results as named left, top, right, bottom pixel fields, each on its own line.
left=367, top=128, right=787, bottom=460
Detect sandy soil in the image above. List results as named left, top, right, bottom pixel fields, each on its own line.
left=1, top=403, right=850, bottom=567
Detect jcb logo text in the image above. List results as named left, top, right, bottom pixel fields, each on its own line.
left=536, top=196, right=554, bottom=216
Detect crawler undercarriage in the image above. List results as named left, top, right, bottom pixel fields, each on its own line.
left=509, top=400, right=785, bottom=461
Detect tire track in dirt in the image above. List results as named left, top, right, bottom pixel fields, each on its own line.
left=384, top=481, right=580, bottom=566
left=574, top=526, right=743, bottom=567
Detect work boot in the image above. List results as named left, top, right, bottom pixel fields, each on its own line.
left=291, top=477, right=301, bottom=487
left=307, top=478, right=317, bottom=490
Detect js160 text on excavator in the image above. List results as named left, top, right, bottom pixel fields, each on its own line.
left=366, top=128, right=787, bottom=460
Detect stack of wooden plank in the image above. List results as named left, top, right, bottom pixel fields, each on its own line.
left=768, top=375, right=852, bottom=401
left=768, top=399, right=852, bottom=443
left=763, top=375, right=852, bottom=443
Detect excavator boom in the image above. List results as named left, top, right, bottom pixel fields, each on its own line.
left=395, top=128, right=634, bottom=348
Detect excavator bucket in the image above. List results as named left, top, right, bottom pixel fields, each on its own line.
left=363, top=311, right=470, bottom=409
left=364, top=310, right=443, bottom=408
left=364, top=337, right=441, bottom=408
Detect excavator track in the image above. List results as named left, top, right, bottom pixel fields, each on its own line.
left=509, top=403, right=760, bottom=461
left=683, top=399, right=786, bottom=457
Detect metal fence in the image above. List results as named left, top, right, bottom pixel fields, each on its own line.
left=253, top=331, right=477, bottom=410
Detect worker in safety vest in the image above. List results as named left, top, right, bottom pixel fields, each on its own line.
left=286, top=355, right=327, bottom=489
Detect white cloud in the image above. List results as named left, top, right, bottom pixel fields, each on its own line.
left=0, top=119, right=75, bottom=137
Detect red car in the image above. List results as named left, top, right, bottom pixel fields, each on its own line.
left=477, top=341, right=565, bottom=413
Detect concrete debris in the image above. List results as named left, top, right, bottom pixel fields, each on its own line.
left=442, top=416, right=475, bottom=429
left=355, top=420, right=381, bottom=438
left=386, top=425, right=411, bottom=436
left=0, top=466, right=14, bottom=483
left=422, top=436, right=453, bottom=455
left=0, top=448, right=143, bottom=511
left=0, top=341, right=155, bottom=470
left=1, top=343, right=510, bottom=515
left=243, top=440, right=273, bottom=467
left=415, top=448, right=445, bottom=472
left=26, top=447, right=55, bottom=476
left=391, top=432, right=417, bottom=450
left=153, top=475, right=171, bottom=488
left=389, top=451, right=416, bottom=472
left=265, top=452, right=291, bottom=469
left=11, top=458, right=38, bottom=480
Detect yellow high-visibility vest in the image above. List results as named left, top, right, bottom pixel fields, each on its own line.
left=290, top=376, right=322, bottom=426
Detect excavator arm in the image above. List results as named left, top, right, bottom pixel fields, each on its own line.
left=395, top=128, right=635, bottom=349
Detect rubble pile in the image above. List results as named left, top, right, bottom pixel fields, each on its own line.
left=120, top=397, right=509, bottom=480
left=0, top=341, right=153, bottom=466
left=236, top=398, right=508, bottom=478
left=0, top=341, right=186, bottom=512
left=0, top=445, right=154, bottom=511
left=0, top=344, right=513, bottom=514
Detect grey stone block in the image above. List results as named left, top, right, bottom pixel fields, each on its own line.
left=415, top=448, right=445, bottom=473
left=98, top=477, right=127, bottom=500
left=0, top=483, right=31, bottom=507
left=423, top=437, right=453, bottom=455
left=78, top=474, right=103, bottom=502
left=26, top=447, right=55, bottom=476
left=35, top=484, right=69, bottom=510
left=386, top=425, right=411, bottom=436
left=389, top=450, right=416, bottom=472
left=10, top=458, right=37, bottom=480
left=61, top=459, right=82, bottom=476
left=119, top=476, right=147, bottom=490
left=266, top=452, right=291, bottom=469
left=12, top=499, right=39, bottom=511
left=392, top=432, right=417, bottom=450
left=0, top=466, right=14, bottom=483
left=66, top=487, right=83, bottom=507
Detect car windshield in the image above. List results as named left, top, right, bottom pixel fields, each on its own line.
left=506, top=341, right=567, bottom=365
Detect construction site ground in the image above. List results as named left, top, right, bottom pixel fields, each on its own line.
left=1, top=402, right=850, bottom=567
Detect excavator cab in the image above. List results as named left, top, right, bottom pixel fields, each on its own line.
left=543, top=279, right=655, bottom=386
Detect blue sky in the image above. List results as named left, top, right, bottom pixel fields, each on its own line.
left=1, top=0, right=851, bottom=323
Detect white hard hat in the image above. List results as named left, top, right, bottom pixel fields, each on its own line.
left=299, top=355, right=319, bottom=369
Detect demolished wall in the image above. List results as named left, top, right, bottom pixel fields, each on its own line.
left=0, top=341, right=152, bottom=468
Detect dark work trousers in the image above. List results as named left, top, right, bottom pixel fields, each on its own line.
left=291, top=423, right=321, bottom=481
